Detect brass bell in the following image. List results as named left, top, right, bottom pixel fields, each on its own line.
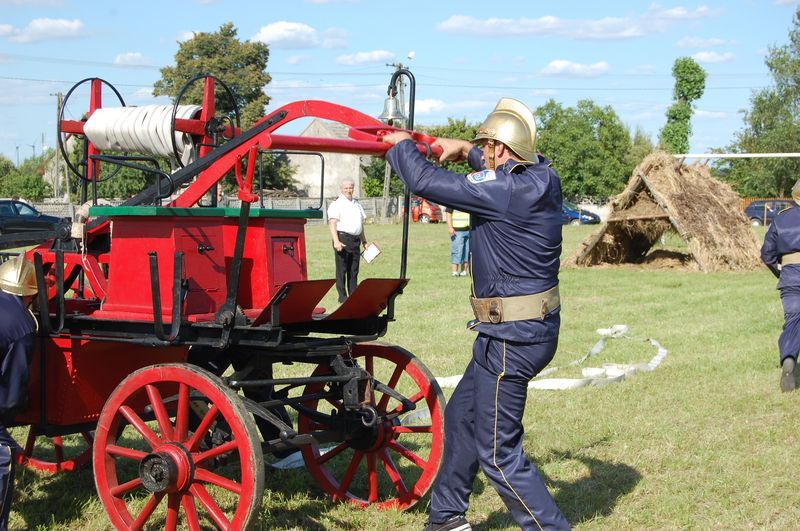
left=378, top=95, right=407, bottom=127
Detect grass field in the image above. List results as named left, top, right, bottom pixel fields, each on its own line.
left=11, top=221, right=799, bottom=530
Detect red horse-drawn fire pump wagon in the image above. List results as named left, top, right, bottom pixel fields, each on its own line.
left=1, top=75, right=446, bottom=529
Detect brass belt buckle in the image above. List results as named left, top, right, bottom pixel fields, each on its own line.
left=488, top=298, right=503, bottom=324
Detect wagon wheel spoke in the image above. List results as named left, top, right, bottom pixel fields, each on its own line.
left=389, top=390, right=425, bottom=415
left=367, top=453, right=379, bottom=503
left=316, top=442, right=348, bottom=465
left=388, top=440, right=427, bottom=469
left=109, top=477, right=143, bottom=497
left=195, top=468, right=243, bottom=494
left=165, top=493, right=180, bottom=531
left=131, top=492, right=165, bottom=530
left=194, top=439, right=238, bottom=466
left=23, top=428, right=36, bottom=456
left=392, top=425, right=433, bottom=434
left=298, top=344, right=445, bottom=510
left=174, top=383, right=190, bottom=442
left=119, top=405, right=162, bottom=449
left=377, top=364, right=404, bottom=411
left=191, top=483, right=230, bottom=529
left=146, top=384, right=174, bottom=441
left=94, top=364, right=264, bottom=529
left=379, top=448, right=409, bottom=499
left=186, top=404, right=220, bottom=452
left=106, top=444, right=148, bottom=461
left=335, top=450, right=364, bottom=500
left=182, top=493, right=202, bottom=531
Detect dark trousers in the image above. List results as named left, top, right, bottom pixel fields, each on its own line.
left=429, top=334, right=570, bottom=530
left=0, top=442, right=14, bottom=531
left=779, top=287, right=800, bottom=363
left=334, top=232, right=361, bottom=303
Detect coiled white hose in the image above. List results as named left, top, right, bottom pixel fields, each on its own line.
left=83, top=105, right=202, bottom=166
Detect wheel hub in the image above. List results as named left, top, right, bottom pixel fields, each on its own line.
left=139, top=443, right=194, bottom=493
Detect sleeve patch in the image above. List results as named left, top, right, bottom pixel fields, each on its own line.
left=466, top=169, right=496, bottom=184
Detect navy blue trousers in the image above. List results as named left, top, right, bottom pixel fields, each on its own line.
left=430, top=334, right=570, bottom=530
left=779, top=288, right=800, bottom=363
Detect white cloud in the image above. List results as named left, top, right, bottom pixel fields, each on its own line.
left=2, top=18, right=83, bottom=43
left=176, top=31, right=196, bottom=43
left=322, top=28, right=347, bottom=49
left=678, top=36, right=726, bottom=48
left=114, top=52, right=150, bottom=66
left=541, top=59, right=610, bottom=77
left=414, top=99, right=447, bottom=115
left=692, top=50, right=735, bottom=63
left=336, top=50, right=394, bottom=65
left=251, top=21, right=320, bottom=49
left=286, top=55, right=312, bottom=65
left=775, top=0, right=795, bottom=5
left=531, top=89, right=558, bottom=98
left=436, top=5, right=719, bottom=40
left=695, top=109, right=726, bottom=119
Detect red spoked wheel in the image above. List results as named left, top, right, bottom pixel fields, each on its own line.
left=15, top=428, right=93, bottom=473
left=93, top=364, right=264, bottom=530
left=298, top=343, right=445, bottom=509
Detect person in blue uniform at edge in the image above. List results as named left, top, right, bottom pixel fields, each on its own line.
left=382, top=98, right=570, bottom=531
left=0, top=255, right=39, bottom=530
left=761, top=180, right=800, bottom=392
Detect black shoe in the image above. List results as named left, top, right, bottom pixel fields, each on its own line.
left=423, top=515, right=472, bottom=531
left=781, top=357, right=796, bottom=392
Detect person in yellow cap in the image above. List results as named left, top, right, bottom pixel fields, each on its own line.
left=383, top=98, right=569, bottom=531
left=0, top=254, right=38, bottom=529
left=761, top=181, right=800, bottom=392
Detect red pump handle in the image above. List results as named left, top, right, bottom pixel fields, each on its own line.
left=235, top=145, right=259, bottom=203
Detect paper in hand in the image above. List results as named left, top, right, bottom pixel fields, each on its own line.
left=361, top=242, right=381, bottom=263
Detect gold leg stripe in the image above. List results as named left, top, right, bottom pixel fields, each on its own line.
left=493, top=340, right=544, bottom=531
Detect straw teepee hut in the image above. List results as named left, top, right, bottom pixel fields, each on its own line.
left=568, top=152, right=762, bottom=272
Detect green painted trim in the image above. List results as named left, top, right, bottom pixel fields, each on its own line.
left=88, top=206, right=323, bottom=219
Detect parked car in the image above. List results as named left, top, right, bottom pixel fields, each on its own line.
left=744, top=199, right=793, bottom=226
left=0, top=199, right=64, bottom=235
left=405, top=196, right=442, bottom=223
left=562, top=200, right=600, bottom=225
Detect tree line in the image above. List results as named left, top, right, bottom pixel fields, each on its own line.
left=3, top=10, right=800, bottom=203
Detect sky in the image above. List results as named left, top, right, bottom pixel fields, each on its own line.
left=0, top=0, right=797, bottom=167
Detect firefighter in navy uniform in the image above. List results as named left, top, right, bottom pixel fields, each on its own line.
left=761, top=181, right=800, bottom=392
left=0, top=255, right=39, bottom=530
left=383, top=98, right=570, bottom=531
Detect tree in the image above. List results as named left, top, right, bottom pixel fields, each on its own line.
left=154, top=22, right=271, bottom=129
left=719, top=7, right=800, bottom=197
left=536, top=99, right=634, bottom=201
left=0, top=152, right=52, bottom=201
left=659, top=57, right=707, bottom=153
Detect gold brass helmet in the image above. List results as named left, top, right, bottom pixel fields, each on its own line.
left=792, top=179, right=800, bottom=206
left=0, top=254, right=38, bottom=297
left=472, top=98, right=538, bottom=162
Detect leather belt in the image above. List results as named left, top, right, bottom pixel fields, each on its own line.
left=782, top=252, right=800, bottom=265
left=470, top=285, right=560, bottom=324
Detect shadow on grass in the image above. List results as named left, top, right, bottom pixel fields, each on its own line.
left=13, top=465, right=98, bottom=528
left=475, top=448, right=641, bottom=530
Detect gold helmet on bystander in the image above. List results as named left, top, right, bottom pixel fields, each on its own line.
left=792, top=179, right=800, bottom=206
left=0, top=254, right=38, bottom=297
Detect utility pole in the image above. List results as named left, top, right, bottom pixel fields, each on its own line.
left=51, top=92, right=64, bottom=199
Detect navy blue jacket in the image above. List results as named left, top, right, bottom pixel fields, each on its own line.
left=761, top=204, right=800, bottom=288
left=0, top=291, right=35, bottom=422
left=386, top=140, right=562, bottom=343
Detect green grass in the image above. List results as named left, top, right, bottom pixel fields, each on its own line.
left=12, top=222, right=798, bottom=530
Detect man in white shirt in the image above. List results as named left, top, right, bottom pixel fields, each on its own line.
left=327, top=179, right=367, bottom=303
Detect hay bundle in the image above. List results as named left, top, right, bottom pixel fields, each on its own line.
left=569, top=151, right=763, bottom=272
